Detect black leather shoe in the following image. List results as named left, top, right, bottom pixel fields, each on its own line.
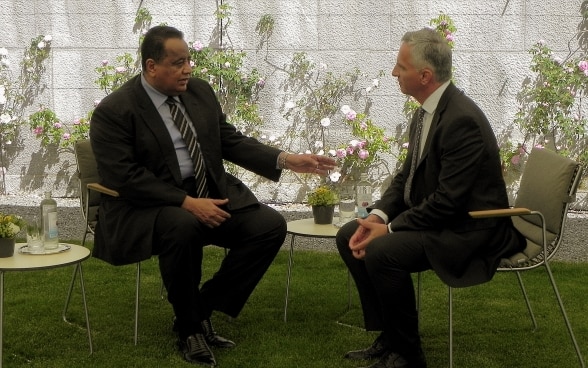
left=201, top=318, right=236, bottom=348
left=177, top=333, right=217, bottom=366
left=345, top=333, right=390, bottom=360
left=360, top=351, right=427, bottom=368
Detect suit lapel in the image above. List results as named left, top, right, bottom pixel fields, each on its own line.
left=133, top=77, right=183, bottom=184
left=418, top=83, right=458, bottom=165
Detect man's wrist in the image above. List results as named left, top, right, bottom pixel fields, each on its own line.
left=278, top=151, right=289, bottom=169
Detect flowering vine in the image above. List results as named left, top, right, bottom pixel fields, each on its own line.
left=0, top=34, right=53, bottom=193
left=506, top=39, right=588, bottom=173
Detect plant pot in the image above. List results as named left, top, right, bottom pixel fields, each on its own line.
left=311, top=205, right=335, bottom=224
left=0, top=238, right=15, bottom=258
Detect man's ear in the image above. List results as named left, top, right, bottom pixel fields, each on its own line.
left=144, top=59, right=156, bottom=75
left=420, top=68, right=433, bottom=85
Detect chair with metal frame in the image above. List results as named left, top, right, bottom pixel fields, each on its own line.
left=417, top=147, right=585, bottom=368
left=63, top=139, right=150, bottom=345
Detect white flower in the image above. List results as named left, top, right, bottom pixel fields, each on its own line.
left=284, top=100, right=296, bottom=109
left=224, top=62, right=231, bottom=68
left=329, top=171, right=341, bottom=183
left=1, top=113, right=12, bottom=124
left=328, top=149, right=337, bottom=156
left=314, top=140, right=323, bottom=149
left=7, top=223, right=19, bottom=236
left=37, top=41, right=46, bottom=50
left=43, top=35, right=53, bottom=42
left=340, top=105, right=351, bottom=114
left=372, top=78, right=379, bottom=87
left=320, top=117, right=331, bottom=127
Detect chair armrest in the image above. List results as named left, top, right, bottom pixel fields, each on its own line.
left=87, top=183, right=120, bottom=197
left=469, top=207, right=532, bottom=218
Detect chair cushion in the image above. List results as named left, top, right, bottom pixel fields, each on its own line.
left=501, top=148, right=579, bottom=268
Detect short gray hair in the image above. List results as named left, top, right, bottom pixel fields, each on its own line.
left=401, top=28, right=452, bottom=83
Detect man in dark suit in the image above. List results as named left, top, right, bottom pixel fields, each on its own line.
left=336, top=28, right=525, bottom=368
left=90, top=25, right=335, bottom=366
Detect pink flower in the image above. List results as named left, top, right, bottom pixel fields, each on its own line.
left=33, top=127, right=43, bottom=135
left=53, top=122, right=62, bottom=129
left=346, top=146, right=355, bottom=155
left=192, top=41, right=204, bottom=51
left=73, top=118, right=81, bottom=125
left=360, top=122, right=367, bottom=130
left=578, top=60, right=588, bottom=72
left=358, top=149, right=369, bottom=160
left=346, top=110, right=357, bottom=120
left=62, top=133, right=71, bottom=140
left=101, top=60, right=109, bottom=66
left=335, top=148, right=347, bottom=158
left=511, top=154, right=520, bottom=165
left=257, top=78, right=265, bottom=87
left=115, top=66, right=126, bottom=74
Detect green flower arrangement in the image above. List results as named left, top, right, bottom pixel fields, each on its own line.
left=307, top=185, right=339, bottom=206
left=0, top=213, right=25, bottom=238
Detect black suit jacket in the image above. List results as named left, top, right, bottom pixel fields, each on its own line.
left=374, top=83, right=523, bottom=287
left=90, top=75, right=283, bottom=265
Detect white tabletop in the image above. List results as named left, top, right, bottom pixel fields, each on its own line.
left=286, top=218, right=341, bottom=238
left=0, top=243, right=90, bottom=271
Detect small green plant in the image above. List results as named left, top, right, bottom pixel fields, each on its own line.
left=307, top=185, right=339, bottom=206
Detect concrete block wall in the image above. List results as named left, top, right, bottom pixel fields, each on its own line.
left=0, top=0, right=584, bottom=201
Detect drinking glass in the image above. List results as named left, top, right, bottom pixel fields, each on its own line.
left=338, top=197, right=356, bottom=225
left=26, top=216, right=44, bottom=254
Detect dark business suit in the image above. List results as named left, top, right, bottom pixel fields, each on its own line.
left=336, top=83, right=524, bottom=359
left=90, top=75, right=287, bottom=330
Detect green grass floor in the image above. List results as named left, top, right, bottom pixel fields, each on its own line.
left=1, top=242, right=587, bottom=367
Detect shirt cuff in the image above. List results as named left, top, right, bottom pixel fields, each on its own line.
left=369, top=209, right=388, bottom=223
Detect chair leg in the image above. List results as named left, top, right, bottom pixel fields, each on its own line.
left=283, top=234, right=296, bottom=322
left=544, top=263, right=585, bottom=368
left=448, top=286, right=453, bottom=368
left=513, top=271, right=537, bottom=330
left=134, top=262, right=141, bottom=345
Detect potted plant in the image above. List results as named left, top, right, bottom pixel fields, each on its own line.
left=0, top=212, right=25, bottom=257
left=307, top=185, right=339, bottom=224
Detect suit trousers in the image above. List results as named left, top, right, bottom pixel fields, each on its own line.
left=153, top=180, right=286, bottom=338
left=336, top=220, right=431, bottom=359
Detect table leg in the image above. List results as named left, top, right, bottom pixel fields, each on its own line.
left=77, top=263, right=93, bottom=354
left=283, top=234, right=296, bottom=322
left=63, top=263, right=92, bottom=354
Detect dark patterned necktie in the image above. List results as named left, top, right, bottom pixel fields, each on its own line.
left=166, top=97, right=209, bottom=198
left=403, top=108, right=425, bottom=207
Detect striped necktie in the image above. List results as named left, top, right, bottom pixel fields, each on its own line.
left=403, top=108, right=425, bottom=207
left=166, top=97, right=209, bottom=198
